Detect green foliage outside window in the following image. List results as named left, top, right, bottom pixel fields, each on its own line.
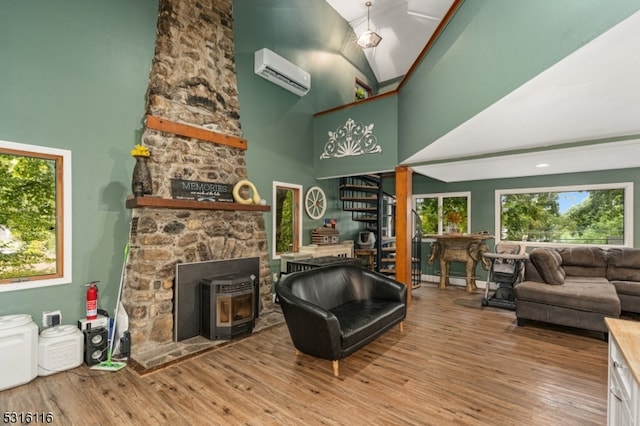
left=443, top=197, right=468, bottom=233
left=0, top=153, right=57, bottom=279
left=418, top=197, right=438, bottom=234
left=275, top=188, right=294, bottom=253
left=415, top=194, right=469, bottom=235
left=500, top=188, right=625, bottom=244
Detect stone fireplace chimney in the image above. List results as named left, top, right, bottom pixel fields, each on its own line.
left=122, top=0, right=272, bottom=359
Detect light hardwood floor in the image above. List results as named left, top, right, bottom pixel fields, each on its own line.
left=1, top=283, right=610, bottom=425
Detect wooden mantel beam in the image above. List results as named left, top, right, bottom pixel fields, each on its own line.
left=145, top=115, right=248, bottom=150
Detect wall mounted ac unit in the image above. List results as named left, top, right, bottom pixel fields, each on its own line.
left=254, top=48, right=311, bottom=97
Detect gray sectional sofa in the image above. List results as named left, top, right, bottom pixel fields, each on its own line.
left=514, top=246, right=640, bottom=340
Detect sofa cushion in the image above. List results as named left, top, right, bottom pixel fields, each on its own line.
left=557, top=247, right=607, bottom=277
left=529, top=248, right=565, bottom=285
left=611, top=281, right=640, bottom=298
left=607, top=247, right=640, bottom=282
left=331, top=299, right=405, bottom=350
left=515, top=277, right=620, bottom=315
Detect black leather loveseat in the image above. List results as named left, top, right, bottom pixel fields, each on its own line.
left=276, top=264, right=407, bottom=376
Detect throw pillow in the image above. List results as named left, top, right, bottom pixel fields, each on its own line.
left=524, top=258, right=544, bottom=282
left=530, top=248, right=565, bottom=285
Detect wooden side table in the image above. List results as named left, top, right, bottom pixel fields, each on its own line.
left=354, top=249, right=375, bottom=271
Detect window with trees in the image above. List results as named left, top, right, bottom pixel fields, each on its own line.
left=496, top=183, right=633, bottom=247
left=0, top=140, right=72, bottom=290
left=413, top=192, right=470, bottom=237
left=272, top=182, right=302, bottom=259
left=355, top=78, right=372, bottom=101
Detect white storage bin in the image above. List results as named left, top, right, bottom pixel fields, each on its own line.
left=0, top=314, right=38, bottom=391
left=38, top=325, right=84, bottom=376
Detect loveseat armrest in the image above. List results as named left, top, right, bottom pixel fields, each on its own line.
left=275, top=282, right=343, bottom=360
left=360, top=269, right=408, bottom=303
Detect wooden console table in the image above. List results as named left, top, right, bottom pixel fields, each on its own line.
left=426, top=233, right=494, bottom=292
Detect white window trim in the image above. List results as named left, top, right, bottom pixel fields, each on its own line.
left=271, top=181, right=303, bottom=260
left=413, top=191, right=471, bottom=240
left=495, top=182, right=633, bottom=248
left=0, top=140, right=72, bottom=292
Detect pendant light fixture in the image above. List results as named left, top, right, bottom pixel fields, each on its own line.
left=357, top=1, right=382, bottom=49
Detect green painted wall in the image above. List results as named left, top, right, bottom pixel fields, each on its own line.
left=0, top=1, right=159, bottom=325
left=0, top=0, right=375, bottom=324
left=3, top=0, right=639, bottom=325
left=311, top=0, right=640, bottom=281
left=314, top=95, right=398, bottom=179
left=398, top=0, right=640, bottom=162
left=233, top=0, right=377, bottom=273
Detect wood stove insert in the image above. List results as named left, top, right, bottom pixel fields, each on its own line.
left=174, top=257, right=260, bottom=342
left=201, top=272, right=258, bottom=340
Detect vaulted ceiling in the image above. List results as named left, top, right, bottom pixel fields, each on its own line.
left=325, top=2, right=640, bottom=182
left=325, top=0, right=455, bottom=84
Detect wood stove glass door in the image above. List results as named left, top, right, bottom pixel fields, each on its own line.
left=216, top=290, right=254, bottom=328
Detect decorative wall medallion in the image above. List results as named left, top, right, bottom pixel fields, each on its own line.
left=320, top=118, right=382, bottom=159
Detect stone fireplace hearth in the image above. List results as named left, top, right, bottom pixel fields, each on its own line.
left=121, top=0, right=280, bottom=369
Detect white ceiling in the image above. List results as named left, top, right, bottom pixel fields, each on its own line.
left=326, top=2, right=640, bottom=182
left=325, top=0, right=455, bottom=83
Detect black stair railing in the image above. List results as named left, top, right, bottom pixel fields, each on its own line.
left=411, top=209, right=423, bottom=288
left=339, top=175, right=391, bottom=274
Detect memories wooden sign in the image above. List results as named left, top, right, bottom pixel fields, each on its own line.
left=171, top=179, right=235, bottom=202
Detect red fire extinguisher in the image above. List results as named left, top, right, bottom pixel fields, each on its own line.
left=86, top=281, right=99, bottom=320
